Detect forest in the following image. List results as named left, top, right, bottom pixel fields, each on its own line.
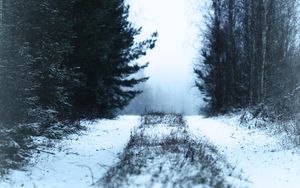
left=1, top=0, right=300, bottom=187
left=0, top=0, right=156, bottom=173
left=195, top=0, right=300, bottom=118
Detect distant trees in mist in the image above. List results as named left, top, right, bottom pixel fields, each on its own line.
left=195, top=0, right=300, bottom=118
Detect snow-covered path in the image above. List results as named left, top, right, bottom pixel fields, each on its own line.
left=0, top=116, right=140, bottom=188
left=2, top=115, right=300, bottom=188
left=187, top=116, right=300, bottom=188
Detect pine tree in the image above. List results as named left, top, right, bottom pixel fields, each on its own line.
left=0, top=0, right=77, bottom=127
left=194, top=0, right=227, bottom=114
left=0, top=0, right=36, bottom=126
left=70, top=0, right=157, bottom=118
left=0, top=0, right=156, bottom=173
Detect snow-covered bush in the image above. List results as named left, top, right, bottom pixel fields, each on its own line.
left=0, top=125, right=34, bottom=176
left=0, top=120, right=84, bottom=176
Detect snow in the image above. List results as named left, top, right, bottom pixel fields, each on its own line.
left=187, top=115, right=300, bottom=188
left=2, top=114, right=300, bottom=188
left=100, top=114, right=233, bottom=187
left=0, top=116, right=140, bottom=188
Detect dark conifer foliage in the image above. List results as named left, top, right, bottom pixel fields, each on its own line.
left=0, top=0, right=156, bottom=134
left=194, top=0, right=225, bottom=114
left=0, top=0, right=156, bottom=172
left=195, top=0, right=300, bottom=117
left=0, top=0, right=156, bottom=126
left=70, top=0, right=157, bottom=119
left=0, top=0, right=77, bottom=127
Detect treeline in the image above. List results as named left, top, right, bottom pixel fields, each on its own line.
left=0, top=0, right=156, bottom=128
left=195, top=0, right=300, bottom=118
left=0, top=0, right=156, bottom=172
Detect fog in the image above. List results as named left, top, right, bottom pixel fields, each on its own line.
left=126, top=0, right=208, bottom=115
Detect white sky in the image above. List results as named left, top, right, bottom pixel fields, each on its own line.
left=128, top=0, right=208, bottom=114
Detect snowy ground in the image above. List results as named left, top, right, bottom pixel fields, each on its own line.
left=1, top=115, right=300, bottom=188
left=99, top=113, right=237, bottom=187
left=0, top=116, right=140, bottom=188
left=187, top=115, right=300, bottom=188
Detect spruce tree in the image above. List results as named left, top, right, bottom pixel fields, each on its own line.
left=70, top=0, right=157, bottom=118
left=0, top=0, right=77, bottom=127
left=194, top=0, right=227, bottom=114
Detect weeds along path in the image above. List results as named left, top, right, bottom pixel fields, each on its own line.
left=99, top=113, right=246, bottom=187
left=187, top=116, right=300, bottom=188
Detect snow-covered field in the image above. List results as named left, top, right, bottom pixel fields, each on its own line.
left=1, top=115, right=300, bottom=188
